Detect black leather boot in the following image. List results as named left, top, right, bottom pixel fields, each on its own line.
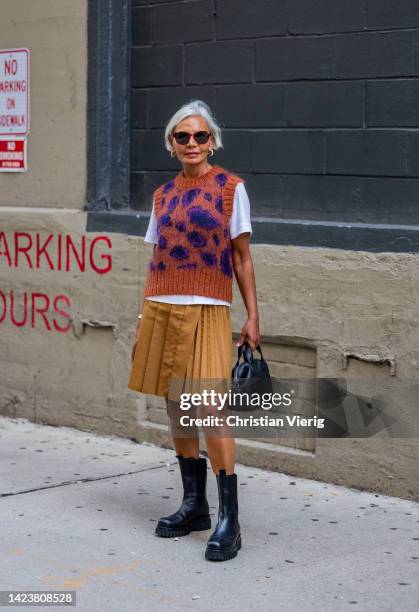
left=155, top=454, right=211, bottom=537
left=205, top=469, right=241, bottom=561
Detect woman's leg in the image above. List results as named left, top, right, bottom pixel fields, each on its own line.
left=204, top=411, right=241, bottom=561
left=202, top=397, right=236, bottom=474
left=167, top=398, right=236, bottom=471
left=156, top=404, right=211, bottom=538
left=167, top=398, right=200, bottom=458
left=205, top=435, right=235, bottom=475
left=172, top=434, right=200, bottom=459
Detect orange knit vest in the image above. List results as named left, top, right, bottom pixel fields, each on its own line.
left=143, top=164, right=244, bottom=303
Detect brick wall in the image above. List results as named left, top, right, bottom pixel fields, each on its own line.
left=130, top=0, right=419, bottom=227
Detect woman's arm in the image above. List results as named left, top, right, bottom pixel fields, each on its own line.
left=135, top=244, right=157, bottom=342
left=231, top=233, right=260, bottom=350
left=132, top=200, right=157, bottom=361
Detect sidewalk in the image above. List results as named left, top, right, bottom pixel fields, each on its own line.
left=0, top=416, right=418, bottom=612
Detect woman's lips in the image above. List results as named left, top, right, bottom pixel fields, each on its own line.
left=186, top=152, right=199, bottom=156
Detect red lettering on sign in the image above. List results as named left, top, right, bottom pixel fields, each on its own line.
left=0, top=231, right=113, bottom=273
left=4, top=59, right=18, bottom=76
left=0, top=114, right=26, bottom=127
left=31, top=293, right=52, bottom=330
left=0, top=139, right=25, bottom=169
left=0, top=229, right=114, bottom=334
left=0, top=289, right=72, bottom=332
left=10, top=289, right=28, bottom=327
left=53, top=294, right=71, bottom=332
left=0, top=80, right=26, bottom=93
left=65, top=235, right=86, bottom=272
left=0, top=49, right=29, bottom=136
left=14, top=232, right=33, bottom=268
left=0, top=231, right=12, bottom=265
left=90, top=236, right=113, bottom=274
left=36, top=233, right=54, bottom=270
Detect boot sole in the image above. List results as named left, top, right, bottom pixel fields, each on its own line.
left=155, top=516, right=211, bottom=538
left=205, top=535, right=242, bottom=561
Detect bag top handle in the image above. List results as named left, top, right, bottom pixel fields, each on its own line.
left=237, top=342, right=264, bottom=363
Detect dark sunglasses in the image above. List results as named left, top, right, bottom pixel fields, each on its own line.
left=172, top=131, right=211, bottom=145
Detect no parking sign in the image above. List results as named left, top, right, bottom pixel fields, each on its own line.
left=0, top=48, right=30, bottom=172
left=0, top=137, right=26, bottom=171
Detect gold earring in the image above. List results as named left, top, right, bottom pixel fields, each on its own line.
left=209, top=149, right=214, bottom=157
left=170, top=150, right=176, bottom=158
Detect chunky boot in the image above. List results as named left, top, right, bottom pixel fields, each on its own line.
left=205, top=469, right=241, bottom=561
left=155, top=455, right=211, bottom=538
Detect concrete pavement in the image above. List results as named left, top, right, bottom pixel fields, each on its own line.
left=0, top=416, right=418, bottom=612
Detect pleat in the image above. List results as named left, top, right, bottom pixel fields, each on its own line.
left=214, top=305, right=233, bottom=378
left=128, top=301, right=233, bottom=404
left=128, top=300, right=165, bottom=394
left=141, top=301, right=170, bottom=394
left=159, top=304, right=202, bottom=398
left=183, top=305, right=232, bottom=399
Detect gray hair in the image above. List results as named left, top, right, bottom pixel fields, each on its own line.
left=164, top=99, right=223, bottom=152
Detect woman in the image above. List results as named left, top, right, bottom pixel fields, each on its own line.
left=128, top=99, right=260, bottom=562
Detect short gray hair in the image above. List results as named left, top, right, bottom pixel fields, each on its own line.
left=164, top=99, right=223, bottom=152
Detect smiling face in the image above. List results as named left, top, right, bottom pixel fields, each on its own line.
left=170, top=115, right=215, bottom=169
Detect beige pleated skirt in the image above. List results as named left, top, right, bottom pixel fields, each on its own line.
left=127, top=299, right=233, bottom=405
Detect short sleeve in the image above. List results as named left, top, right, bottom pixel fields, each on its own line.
left=230, top=182, right=253, bottom=239
left=144, top=196, right=159, bottom=244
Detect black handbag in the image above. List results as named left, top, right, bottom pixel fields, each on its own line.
left=229, top=342, right=273, bottom=411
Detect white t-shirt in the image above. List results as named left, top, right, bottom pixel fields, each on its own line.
left=143, top=181, right=252, bottom=307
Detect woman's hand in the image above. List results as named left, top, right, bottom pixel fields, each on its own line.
left=236, top=316, right=260, bottom=351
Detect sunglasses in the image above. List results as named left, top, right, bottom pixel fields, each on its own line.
left=172, top=131, right=211, bottom=145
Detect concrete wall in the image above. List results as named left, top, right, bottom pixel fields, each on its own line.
left=1, top=0, right=418, bottom=502
left=0, top=208, right=143, bottom=434
left=2, top=206, right=418, bottom=501
left=0, top=0, right=87, bottom=208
